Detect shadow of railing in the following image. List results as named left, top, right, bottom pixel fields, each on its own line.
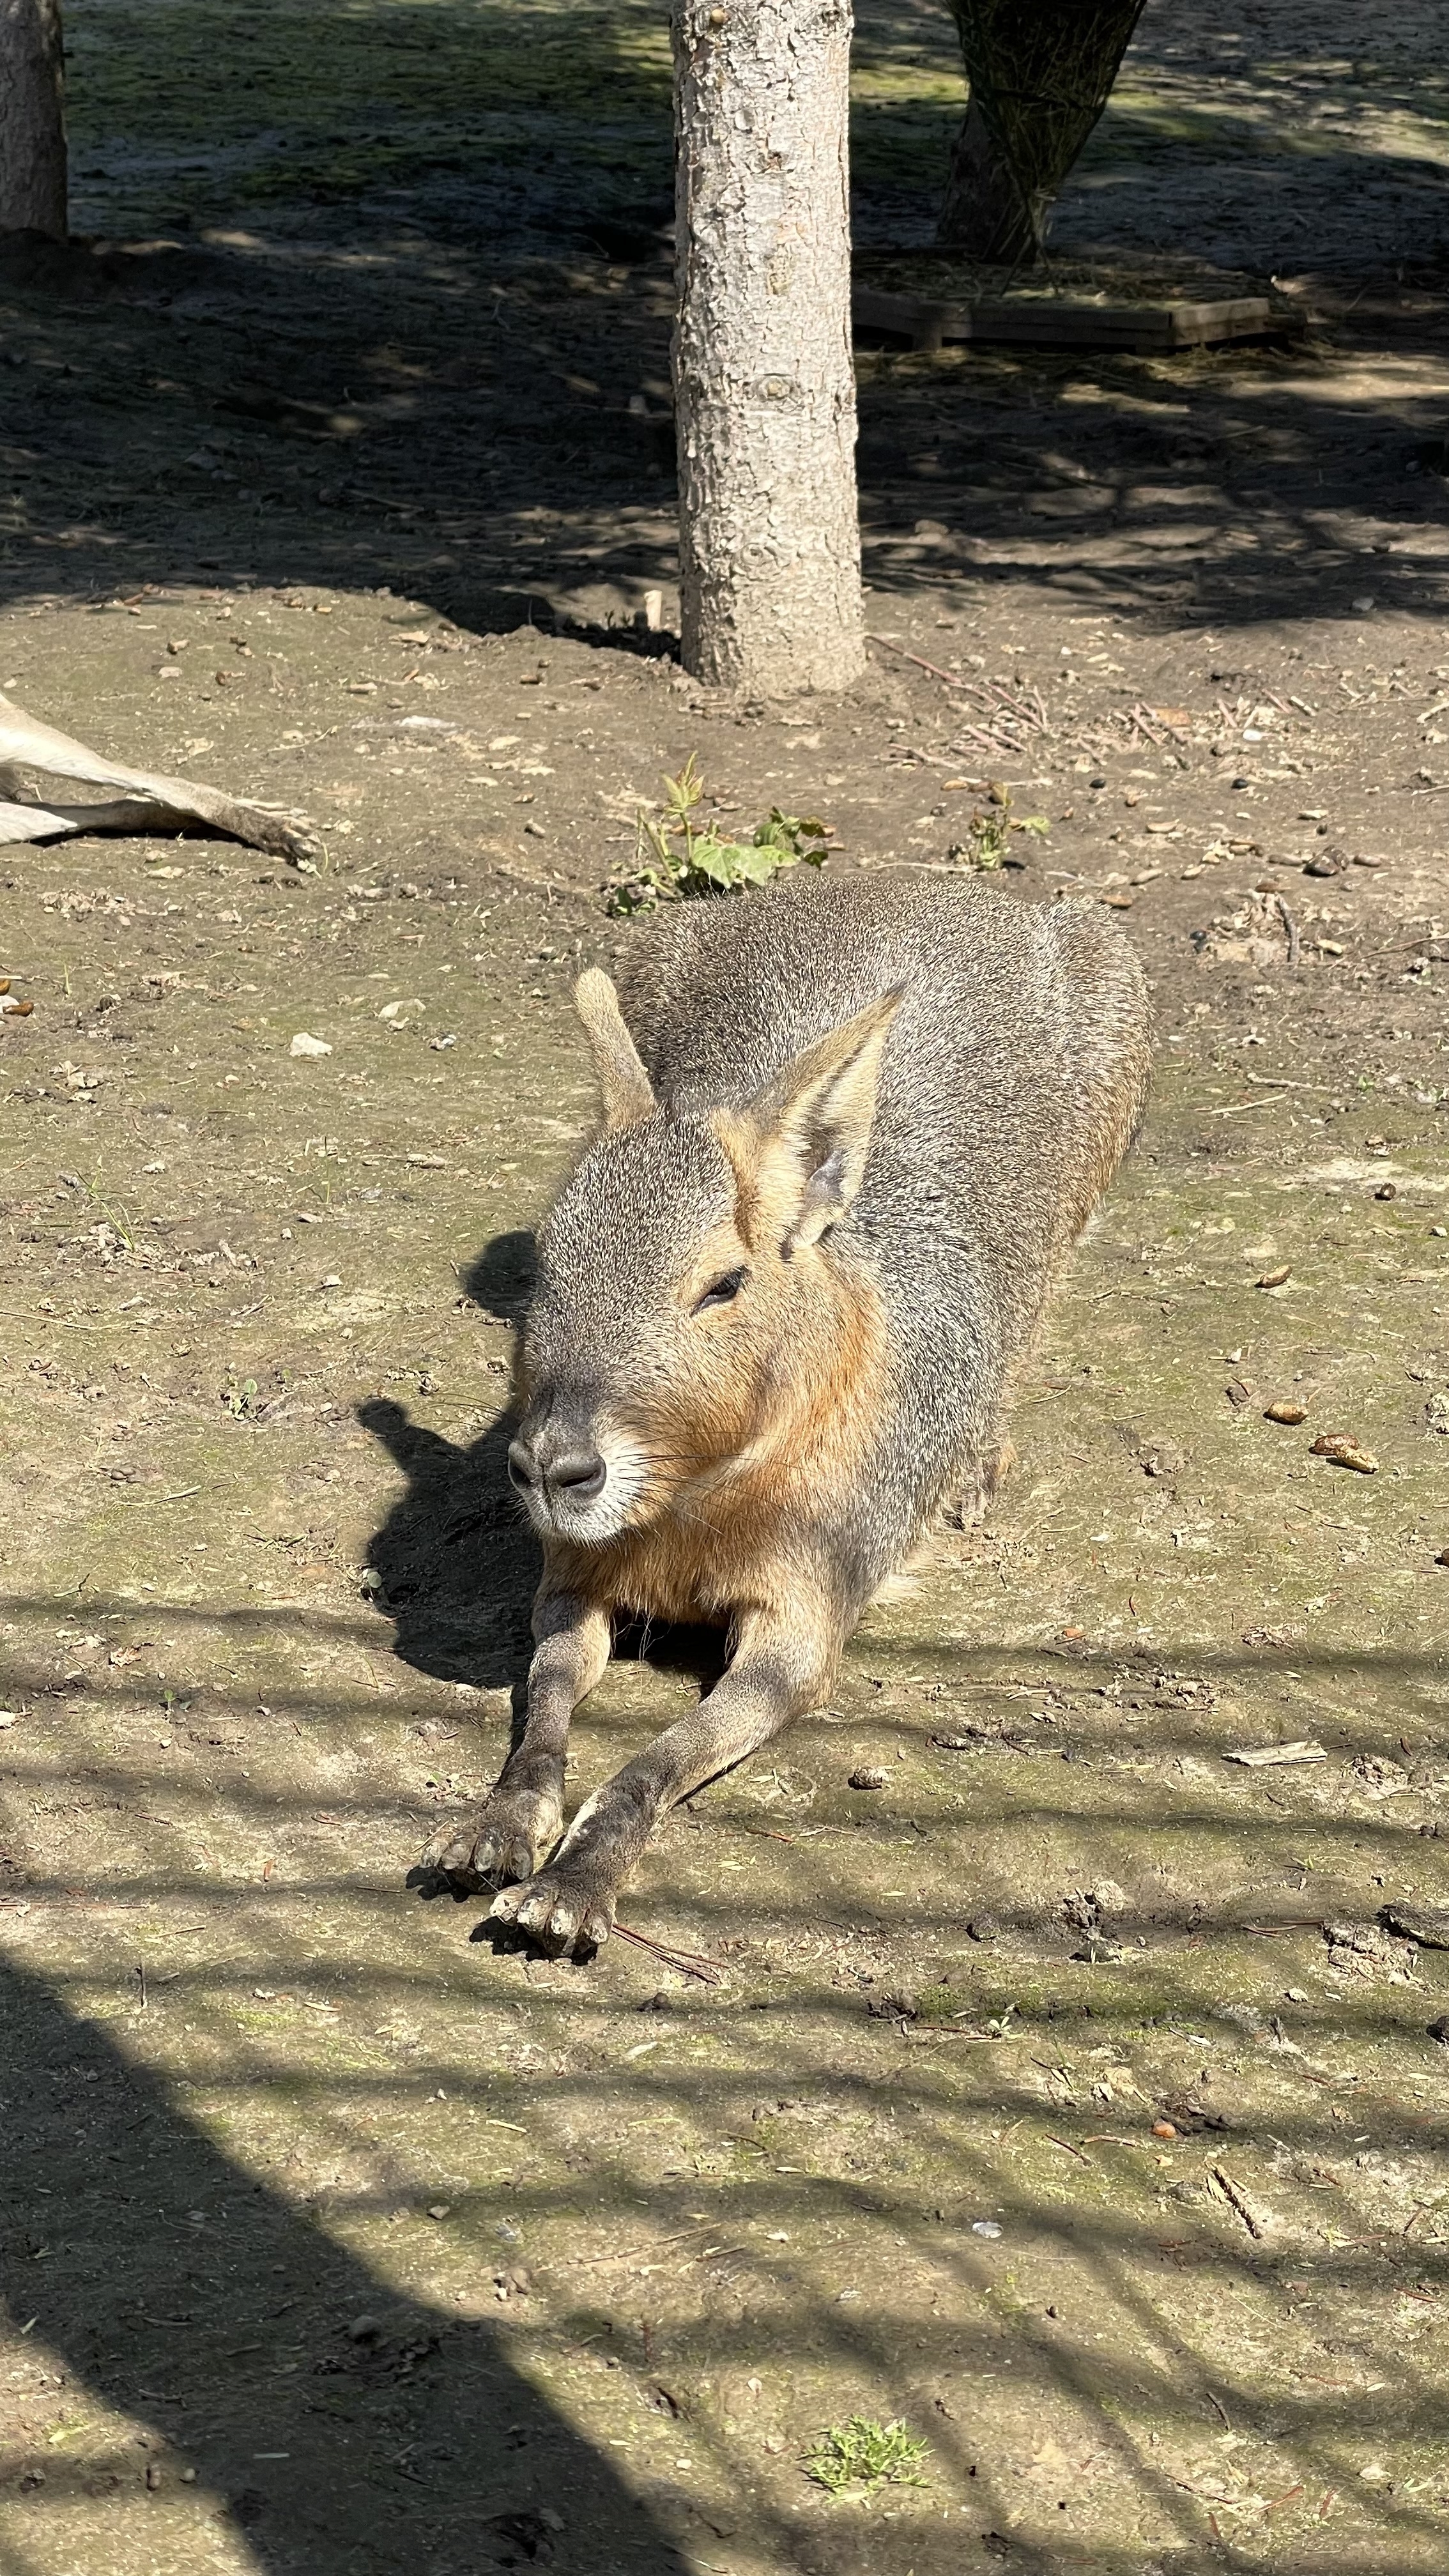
left=0, top=1953, right=685, bottom=2573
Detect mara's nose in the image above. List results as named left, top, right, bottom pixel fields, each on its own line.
left=508, top=1434, right=607, bottom=1506
left=546, top=1446, right=606, bottom=1501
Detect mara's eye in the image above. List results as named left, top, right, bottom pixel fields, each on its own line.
left=694, top=1266, right=746, bottom=1312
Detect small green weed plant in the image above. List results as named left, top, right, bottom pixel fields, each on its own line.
left=951, top=782, right=1050, bottom=870
left=608, top=753, right=830, bottom=915
left=804, top=2414, right=928, bottom=2496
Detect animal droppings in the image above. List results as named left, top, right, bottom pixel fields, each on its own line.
left=1311, top=1434, right=1377, bottom=1473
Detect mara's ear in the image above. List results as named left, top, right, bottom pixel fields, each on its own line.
left=574, top=968, right=656, bottom=1131
left=740, top=987, right=903, bottom=1252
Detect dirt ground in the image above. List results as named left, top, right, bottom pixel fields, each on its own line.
left=1, top=2, right=1448, bottom=2572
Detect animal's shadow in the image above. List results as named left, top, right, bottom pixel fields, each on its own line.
left=358, top=1229, right=726, bottom=1710
left=357, top=1236, right=540, bottom=1695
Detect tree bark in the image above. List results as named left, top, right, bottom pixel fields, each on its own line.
left=0, top=0, right=66, bottom=240
left=937, top=0, right=1147, bottom=261
left=673, top=0, right=865, bottom=697
left=937, top=96, right=1037, bottom=264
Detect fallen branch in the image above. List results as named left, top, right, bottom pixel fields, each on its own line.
left=0, top=690, right=321, bottom=868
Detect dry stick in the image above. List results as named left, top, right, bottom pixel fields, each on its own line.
left=611, top=1920, right=721, bottom=1984
left=902, top=2020, right=1005, bottom=2040
left=868, top=635, right=970, bottom=689
left=1212, top=2165, right=1268, bottom=2239
left=567, top=2228, right=706, bottom=2272
left=1243, top=1071, right=1336, bottom=1092
left=1273, top=892, right=1301, bottom=970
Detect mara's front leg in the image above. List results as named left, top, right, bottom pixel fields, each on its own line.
left=489, top=1603, right=837, bottom=1955
left=422, top=1590, right=610, bottom=1888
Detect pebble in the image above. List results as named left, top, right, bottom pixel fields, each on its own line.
left=1265, top=1399, right=1307, bottom=1424
left=848, top=1767, right=887, bottom=1790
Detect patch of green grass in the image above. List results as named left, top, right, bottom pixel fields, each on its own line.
left=912, top=1979, right=975, bottom=2023
left=804, top=2415, right=928, bottom=2495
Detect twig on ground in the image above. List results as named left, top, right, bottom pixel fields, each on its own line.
left=1211, top=2165, right=1269, bottom=2238
left=868, top=635, right=970, bottom=689
left=612, top=1920, right=721, bottom=1983
left=1273, top=891, right=1301, bottom=968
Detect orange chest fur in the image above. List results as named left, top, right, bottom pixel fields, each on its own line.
left=553, top=1282, right=891, bottom=1625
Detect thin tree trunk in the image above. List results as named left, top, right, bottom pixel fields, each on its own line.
left=673, top=0, right=865, bottom=697
left=937, top=0, right=1147, bottom=261
left=0, top=0, right=66, bottom=240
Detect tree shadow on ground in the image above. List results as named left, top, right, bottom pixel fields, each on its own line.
left=0, top=1954, right=686, bottom=2576
left=5, top=0, right=1449, bottom=652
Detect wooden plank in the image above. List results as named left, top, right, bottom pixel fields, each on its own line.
left=852, top=285, right=1291, bottom=355
left=852, top=287, right=958, bottom=349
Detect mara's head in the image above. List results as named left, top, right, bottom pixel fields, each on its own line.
left=506, top=965, right=900, bottom=1545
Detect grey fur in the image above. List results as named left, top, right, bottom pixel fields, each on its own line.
left=425, top=871, right=1151, bottom=1951
left=613, top=868, right=1149, bottom=1584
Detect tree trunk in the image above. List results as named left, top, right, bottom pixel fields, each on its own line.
left=0, top=0, right=66, bottom=240
left=937, top=0, right=1147, bottom=261
left=937, top=96, right=1036, bottom=264
left=673, top=0, right=865, bottom=697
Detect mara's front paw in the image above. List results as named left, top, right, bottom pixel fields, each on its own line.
left=487, top=1860, right=618, bottom=1956
left=422, top=1782, right=563, bottom=1890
